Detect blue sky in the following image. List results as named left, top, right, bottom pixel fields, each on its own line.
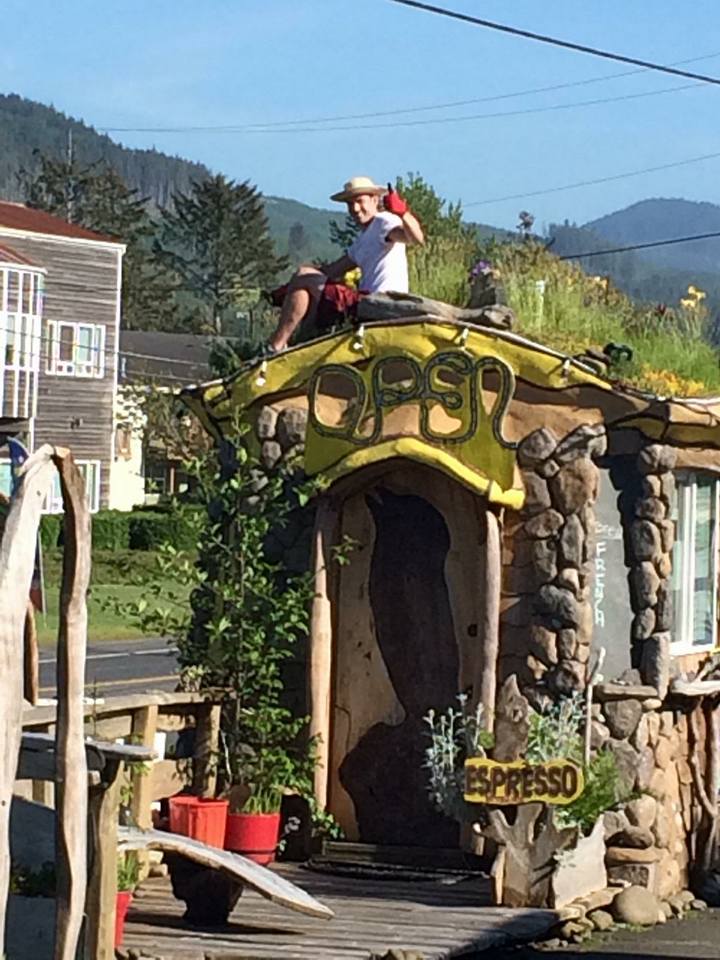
left=3, top=0, right=720, bottom=230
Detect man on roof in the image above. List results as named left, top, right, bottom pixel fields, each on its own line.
left=267, top=176, right=424, bottom=352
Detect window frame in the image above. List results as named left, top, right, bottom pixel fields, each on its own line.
left=43, top=460, right=101, bottom=514
left=670, top=471, right=720, bottom=655
left=46, top=320, right=105, bottom=378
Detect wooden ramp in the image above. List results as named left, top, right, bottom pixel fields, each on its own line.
left=123, top=863, right=558, bottom=959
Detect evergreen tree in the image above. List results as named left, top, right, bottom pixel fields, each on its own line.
left=287, top=221, right=307, bottom=262
left=156, top=175, right=287, bottom=334
left=17, top=152, right=180, bottom=330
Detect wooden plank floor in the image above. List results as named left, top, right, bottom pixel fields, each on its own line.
left=124, top=864, right=558, bottom=959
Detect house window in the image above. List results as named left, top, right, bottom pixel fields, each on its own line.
left=44, top=460, right=101, bottom=514
left=671, top=474, right=719, bottom=652
left=0, top=457, right=100, bottom=513
left=46, top=321, right=105, bottom=377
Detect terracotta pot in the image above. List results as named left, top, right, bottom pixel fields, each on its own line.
left=114, top=890, right=133, bottom=948
left=168, top=795, right=229, bottom=849
left=224, top=811, right=281, bottom=864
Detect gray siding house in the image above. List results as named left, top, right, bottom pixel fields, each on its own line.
left=0, top=201, right=125, bottom=510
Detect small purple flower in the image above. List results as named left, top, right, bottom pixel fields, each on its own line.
left=470, top=259, right=492, bottom=279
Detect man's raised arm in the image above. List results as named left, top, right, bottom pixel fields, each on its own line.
left=384, top=185, right=425, bottom=246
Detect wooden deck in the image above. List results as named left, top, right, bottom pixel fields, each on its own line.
left=123, top=863, right=558, bottom=959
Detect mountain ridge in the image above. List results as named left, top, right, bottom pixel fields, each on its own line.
left=3, top=93, right=720, bottom=309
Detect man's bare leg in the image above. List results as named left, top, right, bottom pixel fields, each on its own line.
left=269, top=266, right=325, bottom=351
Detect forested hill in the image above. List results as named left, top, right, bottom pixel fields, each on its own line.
left=586, top=198, right=720, bottom=274
left=0, top=94, right=210, bottom=206
left=3, top=93, right=720, bottom=305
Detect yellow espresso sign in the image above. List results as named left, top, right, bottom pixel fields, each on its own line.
left=464, top=757, right=584, bottom=805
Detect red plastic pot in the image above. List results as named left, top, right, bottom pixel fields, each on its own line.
left=224, top=811, right=281, bottom=865
left=114, top=890, right=133, bottom=948
left=168, top=795, right=229, bottom=849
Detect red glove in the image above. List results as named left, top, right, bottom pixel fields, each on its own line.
left=384, top=183, right=408, bottom=217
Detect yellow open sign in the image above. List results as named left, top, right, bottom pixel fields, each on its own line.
left=464, top=757, right=584, bottom=806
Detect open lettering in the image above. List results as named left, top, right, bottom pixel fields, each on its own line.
left=464, top=758, right=584, bottom=806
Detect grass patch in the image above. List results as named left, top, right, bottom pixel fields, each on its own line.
left=35, top=549, right=191, bottom=646
left=488, top=240, right=720, bottom=397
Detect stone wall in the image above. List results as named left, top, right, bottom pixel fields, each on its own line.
left=591, top=682, right=709, bottom=898
left=500, top=427, right=715, bottom=898
left=500, top=424, right=605, bottom=704
left=619, top=444, right=676, bottom=699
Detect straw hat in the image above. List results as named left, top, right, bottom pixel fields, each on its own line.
left=330, top=176, right=386, bottom=203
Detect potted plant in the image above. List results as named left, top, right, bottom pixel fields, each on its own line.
left=115, top=852, right=139, bottom=948
left=423, top=686, right=629, bottom=908
left=116, top=419, right=342, bottom=862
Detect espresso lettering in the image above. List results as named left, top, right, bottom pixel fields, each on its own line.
left=464, top=759, right=583, bottom=805
left=521, top=765, right=535, bottom=798
left=476, top=767, right=491, bottom=797
left=505, top=768, right=522, bottom=800
left=561, top=764, right=578, bottom=798
left=489, top=766, right=506, bottom=799
left=547, top=766, right=562, bottom=798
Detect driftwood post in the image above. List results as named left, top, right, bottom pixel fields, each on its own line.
left=53, top=449, right=90, bottom=960
left=308, top=497, right=339, bottom=808
left=478, top=508, right=501, bottom=731
left=0, top=445, right=56, bottom=952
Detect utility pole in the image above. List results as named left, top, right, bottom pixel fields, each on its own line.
left=65, top=128, right=74, bottom=223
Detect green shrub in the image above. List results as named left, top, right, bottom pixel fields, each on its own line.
left=91, top=511, right=131, bottom=551
left=39, top=514, right=63, bottom=550
left=128, top=508, right=200, bottom=552
left=559, top=750, right=627, bottom=833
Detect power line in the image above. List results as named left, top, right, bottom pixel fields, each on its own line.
left=465, top=149, right=720, bottom=207
left=98, top=50, right=720, bottom=134
left=240, top=81, right=701, bottom=134
left=100, top=81, right=703, bottom=136
left=390, top=0, right=720, bottom=87
left=557, top=230, right=720, bottom=261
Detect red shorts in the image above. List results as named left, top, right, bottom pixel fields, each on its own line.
left=316, top=282, right=360, bottom=330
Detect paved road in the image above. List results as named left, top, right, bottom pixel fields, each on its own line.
left=486, top=908, right=720, bottom=959
left=39, top=637, right=179, bottom=698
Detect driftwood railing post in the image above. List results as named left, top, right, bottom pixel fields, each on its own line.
left=308, top=497, right=339, bottom=809
left=53, top=449, right=90, bottom=960
left=0, top=445, right=56, bottom=953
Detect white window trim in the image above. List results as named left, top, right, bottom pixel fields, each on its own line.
left=46, top=320, right=105, bottom=378
left=43, top=459, right=101, bottom=515
left=0, top=266, right=43, bottom=419
left=0, top=456, right=100, bottom=514
left=670, top=473, right=719, bottom=656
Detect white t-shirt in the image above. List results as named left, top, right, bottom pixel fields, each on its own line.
left=348, top=212, right=409, bottom=293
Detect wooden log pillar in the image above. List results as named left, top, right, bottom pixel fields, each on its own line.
left=192, top=701, right=221, bottom=798
left=53, top=449, right=91, bottom=960
left=478, top=506, right=502, bottom=731
left=0, top=446, right=56, bottom=952
left=86, top=759, right=123, bottom=960
left=130, top=704, right=158, bottom=879
left=23, top=599, right=39, bottom=705
left=308, top=498, right=339, bottom=809
left=130, top=704, right=159, bottom=827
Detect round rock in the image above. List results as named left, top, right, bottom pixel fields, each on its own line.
left=276, top=406, right=308, bottom=449
left=611, top=886, right=661, bottom=926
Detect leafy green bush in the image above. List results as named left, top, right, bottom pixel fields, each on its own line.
left=92, top=511, right=130, bottom=551
left=423, top=695, right=493, bottom=821
left=39, top=514, right=63, bottom=550
left=559, top=750, right=626, bottom=833
left=127, top=507, right=201, bottom=551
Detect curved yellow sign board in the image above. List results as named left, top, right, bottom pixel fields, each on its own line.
left=464, top=757, right=584, bottom=805
left=183, top=320, right=612, bottom=506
